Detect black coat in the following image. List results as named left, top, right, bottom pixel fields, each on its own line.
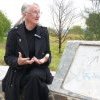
left=2, top=23, right=53, bottom=100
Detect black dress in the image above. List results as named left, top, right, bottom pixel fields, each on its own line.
left=19, top=25, right=49, bottom=100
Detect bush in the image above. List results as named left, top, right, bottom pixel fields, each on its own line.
left=0, top=11, right=11, bottom=40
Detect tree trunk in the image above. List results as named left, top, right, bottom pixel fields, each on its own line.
left=58, top=33, right=61, bottom=53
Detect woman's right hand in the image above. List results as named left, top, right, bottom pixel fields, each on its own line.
left=17, top=52, right=34, bottom=65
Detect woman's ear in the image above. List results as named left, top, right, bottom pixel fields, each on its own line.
left=22, top=11, right=27, bottom=17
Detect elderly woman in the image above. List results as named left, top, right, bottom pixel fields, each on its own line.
left=2, top=3, right=53, bottom=100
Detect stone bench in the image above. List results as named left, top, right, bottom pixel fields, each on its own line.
left=0, top=66, right=8, bottom=100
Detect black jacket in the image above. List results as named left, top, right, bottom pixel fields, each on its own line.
left=2, top=23, right=53, bottom=99
left=4, top=24, right=51, bottom=68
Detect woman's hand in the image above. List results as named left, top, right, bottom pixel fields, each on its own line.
left=32, top=55, right=49, bottom=64
left=18, top=52, right=49, bottom=65
left=17, top=52, right=34, bottom=65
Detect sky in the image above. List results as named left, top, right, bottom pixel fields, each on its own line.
left=0, top=0, right=91, bottom=28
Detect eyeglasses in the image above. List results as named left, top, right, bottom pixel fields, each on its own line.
left=26, top=11, right=41, bottom=16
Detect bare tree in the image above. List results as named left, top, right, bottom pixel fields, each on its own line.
left=90, top=0, right=100, bottom=13
left=84, top=0, right=100, bottom=13
left=81, top=0, right=100, bottom=19
left=50, top=0, right=76, bottom=53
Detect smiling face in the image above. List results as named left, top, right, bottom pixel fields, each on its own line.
left=25, top=3, right=40, bottom=25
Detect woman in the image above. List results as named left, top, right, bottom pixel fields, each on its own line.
left=2, top=3, right=53, bottom=100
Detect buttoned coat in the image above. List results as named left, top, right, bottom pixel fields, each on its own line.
left=2, top=23, right=53, bottom=100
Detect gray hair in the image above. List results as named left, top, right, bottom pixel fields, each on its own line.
left=21, top=3, right=28, bottom=14
left=25, top=3, right=40, bottom=13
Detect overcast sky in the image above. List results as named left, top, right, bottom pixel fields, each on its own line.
left=0, top=0, right=91, bottom=28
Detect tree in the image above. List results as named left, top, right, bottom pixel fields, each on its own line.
left=84, top=0, right=100, bottom=14
left=0, top=11, right=11, bottom=40
left=90, top=0, right=100, bottom=13
left=68, top=26, right=84, bottom=34
left=50, top=0, right=76, bottom=53
left=86, top=13, right=100, bottom=40
left=82, top=0, right=100, bottom=40
left=48, top=27, right=56, bottom=37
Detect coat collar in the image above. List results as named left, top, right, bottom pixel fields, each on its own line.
left=16, top=23, right=42, bottom=57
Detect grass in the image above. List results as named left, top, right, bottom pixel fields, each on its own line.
left=0, top=40, right=6, bottom=65
left=49, top=36, right=66, bottom=71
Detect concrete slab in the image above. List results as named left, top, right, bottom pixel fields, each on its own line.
left=49, top=41, right=100, bottom=100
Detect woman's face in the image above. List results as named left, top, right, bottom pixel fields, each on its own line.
left=25, top=4, right=40, bottom=25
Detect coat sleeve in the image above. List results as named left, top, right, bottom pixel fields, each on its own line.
left=43, top=27, right=51, bottom=65
left=4, top=29, right=18, bottom=68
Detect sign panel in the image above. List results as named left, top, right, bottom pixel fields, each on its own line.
left=50, top=41, right=100, bottom=100
left=63, top=45, right=100, bottom=99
